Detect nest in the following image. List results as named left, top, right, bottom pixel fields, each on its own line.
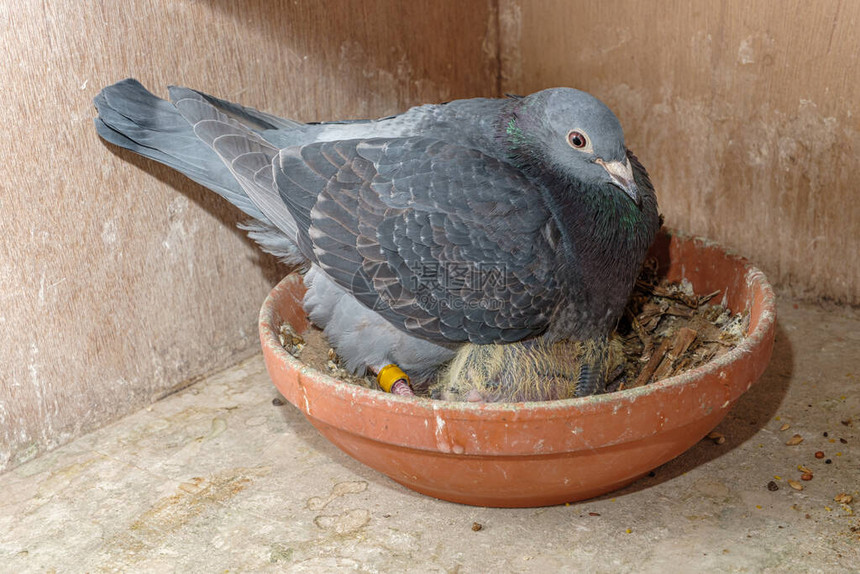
left=278, top=257, right=749, bottom=398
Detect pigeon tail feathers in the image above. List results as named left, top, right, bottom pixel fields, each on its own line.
left=93, top=78, right=266, bottom=221
left=94, top=78, right=306, bottom=265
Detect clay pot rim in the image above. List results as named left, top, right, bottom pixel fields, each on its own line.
left=259, top=229, right=776, bottom=418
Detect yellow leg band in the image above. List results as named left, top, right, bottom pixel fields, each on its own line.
left=377, top=364, right=410, bottom=393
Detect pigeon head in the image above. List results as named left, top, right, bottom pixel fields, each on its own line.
left=500, top=88, right=640, bottom=206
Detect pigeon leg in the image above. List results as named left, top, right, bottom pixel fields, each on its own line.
left=573, top=337, right=620, bottom=397
left=374, top=364, right=414, bottom=396
left=575, top=363, right=604, bottom=397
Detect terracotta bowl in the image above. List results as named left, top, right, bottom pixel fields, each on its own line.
left=259, top=230, right=776, bottom=507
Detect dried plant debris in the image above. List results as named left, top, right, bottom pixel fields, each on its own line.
left=707, top=431, right=726, bottom=445
left=614, top=258, right=749, bottom=389
left=834, top=493, right=853, bottom=505
left=277, top=323, right=305, bottom=356
left=786, top=434, right=805, bottom=446
left=278, top=258, right=750, bottom=397
left=278, top=323, right=376, bottom=389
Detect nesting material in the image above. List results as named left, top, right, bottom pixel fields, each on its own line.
left=613, top=258, right=749, bottom=389
left=278, top=324, right=376, bottom=390
left=278, top=258, right=750, bottom=399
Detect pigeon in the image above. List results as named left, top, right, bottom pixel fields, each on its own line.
left=93, top=79, right=660, bottom=401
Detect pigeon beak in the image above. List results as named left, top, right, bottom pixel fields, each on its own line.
left=596, top=157, right=640, bottom=206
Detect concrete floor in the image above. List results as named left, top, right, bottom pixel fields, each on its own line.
left=1, top=296, right=858, bottom=573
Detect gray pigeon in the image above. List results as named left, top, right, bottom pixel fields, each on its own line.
left=94, top=79, right=660, bottom=400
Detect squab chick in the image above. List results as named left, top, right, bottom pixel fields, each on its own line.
left=431, top=337, right=625, bottom=402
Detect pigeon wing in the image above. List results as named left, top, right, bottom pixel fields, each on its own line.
left=276, top=137, right=561, bottom=344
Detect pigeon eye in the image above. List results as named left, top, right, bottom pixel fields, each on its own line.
left=567, top=130, right=589, bottom=150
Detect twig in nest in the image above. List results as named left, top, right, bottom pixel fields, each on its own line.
left=632, top=337, right=671, bottom=387
left=653, top=327, right=698, bottom=380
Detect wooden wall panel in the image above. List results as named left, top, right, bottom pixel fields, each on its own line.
left=502, top=0, right=860, bottom=304
left=0, top=0, right=498, bottom=471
